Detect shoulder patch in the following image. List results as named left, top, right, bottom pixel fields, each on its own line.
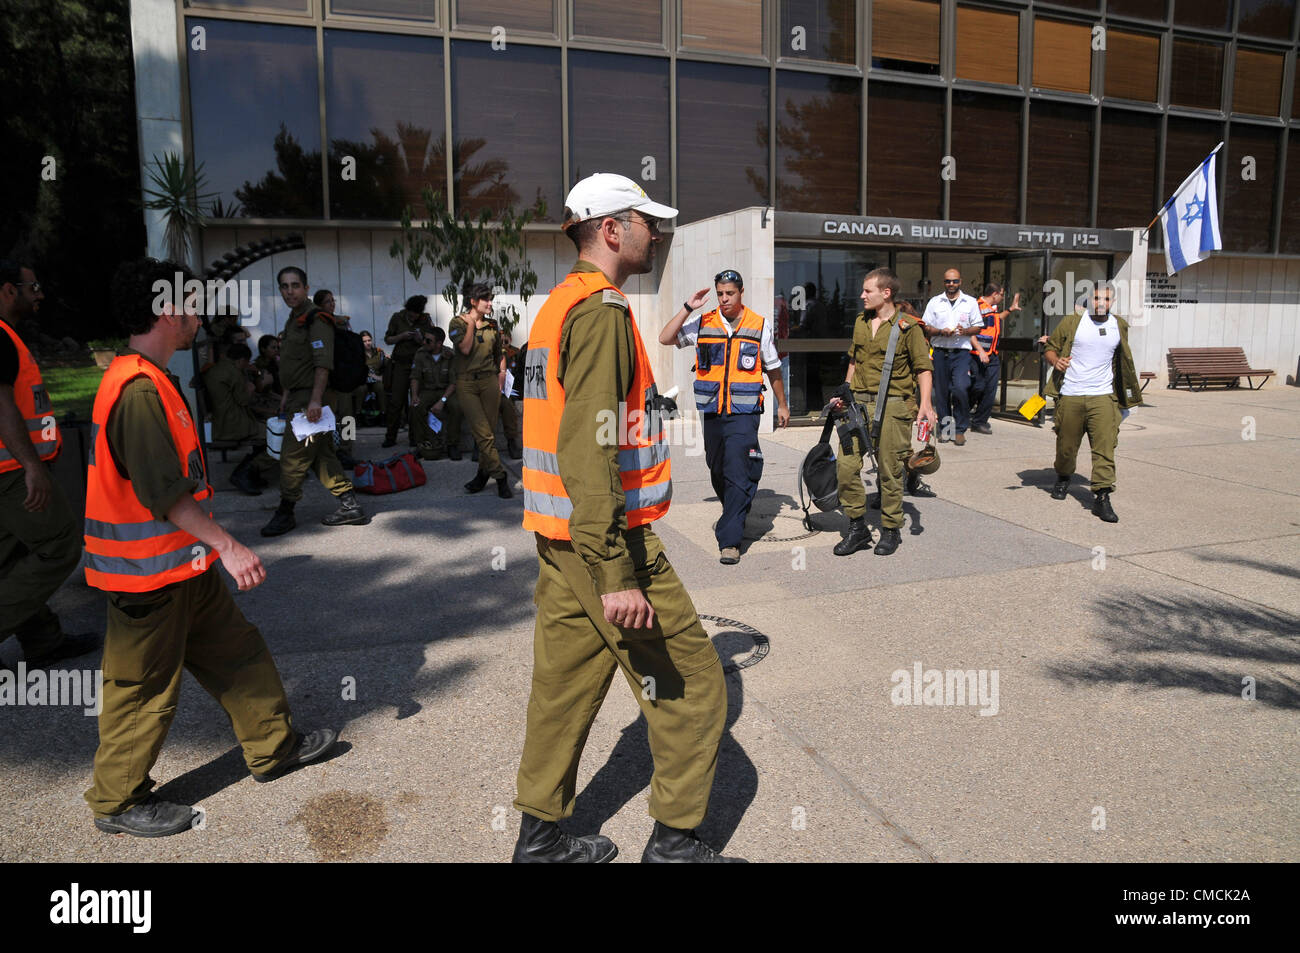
left=602, top=289, right=628, bottom=309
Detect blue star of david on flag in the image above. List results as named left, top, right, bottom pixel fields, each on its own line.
left=1158, top=144, right=1223, bottom=276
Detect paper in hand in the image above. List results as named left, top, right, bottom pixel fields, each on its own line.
left=291, top=405, right=336, bottom=440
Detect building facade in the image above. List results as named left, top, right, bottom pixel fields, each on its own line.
left=131, top=0, right=1300, bottom=418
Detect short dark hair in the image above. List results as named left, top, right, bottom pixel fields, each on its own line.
left=565, top=213, right=631, bottom=253
left=312, top=289, right=334, bottom=307
left=465, top=282, right=493, bottom=303
left=863, top=267, right=901, bottom=304
left=111, top=258, right=196, bottom=336
left=277, top=266, right=307, bottom=286
left=225, top=341, right=253, bottom=361
left=0, top=259, right=30, bottom=289
left=714, top=269, right=744, bottom=290
left=983, top=282, right=1003, bottom=297
left=257, top=333, right=277, bottom=354
left=405, top=294, right=428, bottom=313
left=430, top=326, right=446, bottom=344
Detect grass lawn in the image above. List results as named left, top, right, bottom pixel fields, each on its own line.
left=40, top=364, right=106, bottom=421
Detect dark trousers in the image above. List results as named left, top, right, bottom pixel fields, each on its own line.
left=385, top=358, right=414, bottom=443
left=932, top=348, right=973, bottom=435
left=702, top=412, right=762, bottom=550
left=970, top=353, right=1001, bottom=428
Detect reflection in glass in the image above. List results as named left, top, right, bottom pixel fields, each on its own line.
left=1173, top=0, right=1231, bottom=31
left=1032, top=19, right=1092, bottom=94
left=569, top=52, right=670, bottom=188
left=1232, top=49, right=1284, bottom=116
left=1106, top=0, right=1166, bottom=20
left=949, top=92, right=1021, bottom=223
left=451, top=41, right=561, bottom=220
left=1170, top=39, right=1224, bottom=110
left=190, top=0, right=307, bottom=10
left=1237, top=0, right=1296, bottom=38
left=331, top=0, right=438, bottom=19
left=457, top=0, right=553, bottom=32
left=1104, top=31, right=1159, bottom=102
left=1282, top=131, right=1300, bottom=253
left=187, top=19, right=322, bottom=218
left=780, top=0, right=855, bottom=64
left=772, top=72, right=860, bottom=213
left=573, top=0, right=662, bottom=43
left=1223, top=126, right=1279, bottom=252
left=871, top=0, right=940, bottom=74
left=325, top=31, right=444, bottom=220
left=956, top=6, right=1019, bottom=86
left=866, top=83, right=943, bottom=219
left=1097, top=110, right=1160, bottom=228
left=681, top=0, right=764, bottom=56
left=1027, top=102, right=1092, bottom=225
left=676, top=61, right=769, bottom=222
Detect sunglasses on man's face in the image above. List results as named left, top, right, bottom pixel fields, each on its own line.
left=943, top=279, right=962, bottom=285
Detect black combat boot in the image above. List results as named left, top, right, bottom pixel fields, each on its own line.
left=260, top=500, right=296, bottom=537
left=496, top=475, right=514, bottom=499
left=464, top=471, right=489, bottom=494
left=905, top=472, right=936, bottom=497
left=833, top=516, right=874, bottom=556
left=322, top=490, right=367, bottom=526
left=230, top=453, right=262, bottom=496
left=448, top=446, right=463, bottom=461
left=874, top=526, right=902, bottom=556
left=511, top=813, right=618, bottom=864
left=94, top=795, right=197, bottom=838
left=641, top=822, right=746, bottom=863
left=1051, top=475, right=1070, bottom=500
left=506, top=438, right=522, bottom=461
left=1093, top=490, right=1118, bottom=523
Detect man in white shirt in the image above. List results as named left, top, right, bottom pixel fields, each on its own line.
left=1043, top=283, right=1143, bottom=523
left=921, top=268, right=983, bottom=446
left=660, top=269, right=789, bottom=565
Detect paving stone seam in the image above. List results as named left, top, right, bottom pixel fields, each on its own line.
left=739, top=692, right=939, bottom=863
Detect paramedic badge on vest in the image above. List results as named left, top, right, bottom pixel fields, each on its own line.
left=739, top=353, right=756, bottom=370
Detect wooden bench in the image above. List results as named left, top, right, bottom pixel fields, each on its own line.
left=1140, top=371, right=1156, bottom=392
left=1166, top=348, right=1275, bottom=391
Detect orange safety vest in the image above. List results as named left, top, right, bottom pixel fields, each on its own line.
left=975, top=297, right=1003, bottom=356
left=692, top=306, right=767, bottom=415
left=0, top=319, right=61, bottom=473
left=83, top=354, right=214, bottom=593
left=521, top=270, right=671, bottom=541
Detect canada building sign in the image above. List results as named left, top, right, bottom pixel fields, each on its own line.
left=775, top=212, right=1134, bottom=253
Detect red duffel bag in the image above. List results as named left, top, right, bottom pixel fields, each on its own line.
left=353, top=451, right=427, bottom=495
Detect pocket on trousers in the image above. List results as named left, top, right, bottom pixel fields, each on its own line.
left=627, top=550, right=702, bottom=643
left=104, top=588, right=177, bottom=684
left=746, top=446, right=764, bottom=484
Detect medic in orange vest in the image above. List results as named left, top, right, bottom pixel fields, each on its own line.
left=659, top=269, right=789, bottom=565
left=970, top=282, right=1020, bottom=434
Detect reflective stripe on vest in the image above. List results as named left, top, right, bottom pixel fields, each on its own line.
left=692, top=306, right=766, bottom=414
left=0, top=319, right=61, bottom=472
left=521, top=270, right=672, bottom=540
left=976, top=297, right=1002, bottom=355
left=83, top=353, right=215, bottom=593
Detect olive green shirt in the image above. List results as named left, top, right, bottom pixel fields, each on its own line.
left=202, top=358, right=260, bottom=443
left=385, top=309, right=433, bottom=364
left=555, top=260, right=641, bottom=596
left=448, top=314, right=503, bottom=378
left=412, top=345, right=454, bottom=395
left=253, top=353, right=281, bottom=394
left=846, top=309, right=933, bottom=401
left=106, top=348, right=200, bottom=522
left=279, top=303, right=334, bottom=406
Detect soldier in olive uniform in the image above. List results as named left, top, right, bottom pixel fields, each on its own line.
left=382, top=296, right=434, bottom=448
left=830, top=268, right=938, bottom=557
left=314, top=289, right=359, bottom=466
left=202, top=341, right=279, bottom=495
left=513, top=173, right=737, bottom=864
left=260, top=267, right=366, bottom=537
left=449, top=283, right=510, bottom=498
left=409, top=327, right=461, bottom=459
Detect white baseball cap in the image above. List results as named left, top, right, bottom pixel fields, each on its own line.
left=561, top=173, right=677, bottom=231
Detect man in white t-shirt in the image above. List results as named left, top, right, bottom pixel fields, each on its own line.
left=1043, top=283, right=1144, bottom=523
left=921, top=268, right=983, bottom=446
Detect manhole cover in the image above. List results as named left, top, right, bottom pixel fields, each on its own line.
left=727, top=512, right=820, bottom=543
left=700, top=614, right=770, bottom=673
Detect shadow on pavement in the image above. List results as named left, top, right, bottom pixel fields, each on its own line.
left=1045, top=590, right=1300, bottom=710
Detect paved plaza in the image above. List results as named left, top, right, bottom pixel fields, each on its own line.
left=3, top=385, right=1297, bottom=862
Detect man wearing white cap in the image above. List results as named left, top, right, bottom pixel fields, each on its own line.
left=513, top=173, right=739, bottom=863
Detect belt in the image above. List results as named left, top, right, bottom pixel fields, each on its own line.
left=459, top=369, right=497, bottom=379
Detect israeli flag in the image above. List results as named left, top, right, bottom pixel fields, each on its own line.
left=1158, top=142, right=1223, bottom=276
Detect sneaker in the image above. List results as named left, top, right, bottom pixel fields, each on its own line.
left=94, top=795, right=197, bottom=838
left=641, top=821, right=745, bottom=863
left=252, top=728, right=340, bottom=783
left=953, top=433, right=967, bottom=446
left=719, top=546, right=740, bottom=565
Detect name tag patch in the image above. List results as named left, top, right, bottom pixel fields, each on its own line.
left=602, top=289, right=628, bottom=309
left=312, top=339, right=325, bottom=349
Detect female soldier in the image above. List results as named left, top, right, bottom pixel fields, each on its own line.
left=448, top=283, right=510, bottom=498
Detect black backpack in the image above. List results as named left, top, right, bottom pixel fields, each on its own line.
left=330, top=325, right=369, bottom=393
left=798, top=415, right=841, bottom=529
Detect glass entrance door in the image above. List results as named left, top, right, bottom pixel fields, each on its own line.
left=988, top=251, right=1049, bottom=420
